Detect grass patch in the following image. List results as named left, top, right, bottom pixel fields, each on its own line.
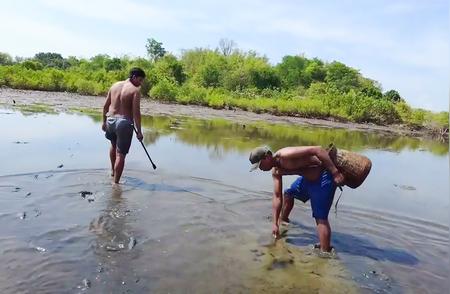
left=68, top=107, right=101, bottom=116
left=13, top=103, right=56, bottom=114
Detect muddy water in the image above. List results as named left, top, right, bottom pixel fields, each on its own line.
left=0, top=108, right=448, bottom=293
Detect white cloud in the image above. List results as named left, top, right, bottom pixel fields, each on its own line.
left=256, top=12, right=448, bottom=72
left=388, top=35, right=448, bottom=71
left=0, top=10, right=114, bottom=57
left=39, top=0, right=183, bottom=30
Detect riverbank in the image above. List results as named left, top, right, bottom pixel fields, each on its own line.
left=0, top=88, right=446, bottom=140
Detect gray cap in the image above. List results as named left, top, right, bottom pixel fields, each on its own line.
left=249, top=146, right=272, bottom=171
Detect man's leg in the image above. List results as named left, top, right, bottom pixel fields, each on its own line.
left=281, top=177, right=309, bottom=224
left=109, top=144, right=116, bottom=176
left=309, top=171, right=336, bottom=252
left=113, top=119, right=133, bottom=184
left=113, top=152, right=126, bottom=184
left=315, top=218, right=332, bottom=252
left=281, top=195, right=294, bottom=223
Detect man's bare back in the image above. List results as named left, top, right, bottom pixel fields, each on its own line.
left=273, top=147, right=323, bottom=172
left=252, top=146, right=343, bottom=183
left=107, top=80, right=140, bottom=120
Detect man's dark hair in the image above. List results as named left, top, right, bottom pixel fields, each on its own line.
left=129, top=67, right=146, bottom=79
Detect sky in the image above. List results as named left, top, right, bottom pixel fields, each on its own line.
left=0, top=0, right=448, bottom=111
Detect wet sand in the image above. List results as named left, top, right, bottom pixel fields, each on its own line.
left=0, top=169, right=358, bottom=293
left=0, top=87, right=443, bottom=139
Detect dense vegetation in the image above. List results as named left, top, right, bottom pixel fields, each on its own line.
left=0, top=39, right=447, bottom=133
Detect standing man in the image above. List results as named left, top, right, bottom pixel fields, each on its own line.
left=249, top=146, right=344, bottom=253
left=102, top=67, right=146, bottom=184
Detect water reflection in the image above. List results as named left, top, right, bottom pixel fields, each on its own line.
left=84, top=113, right=449, bottom=156
left=89, top=184, right=139, bottom=290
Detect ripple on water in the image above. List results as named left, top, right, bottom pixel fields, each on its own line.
left=0, top=169, right=447, bottom=293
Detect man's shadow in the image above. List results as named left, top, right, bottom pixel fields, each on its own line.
left=284, top=221, right=419, bottom=266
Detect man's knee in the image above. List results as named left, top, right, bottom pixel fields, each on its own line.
left=283, top=192, right=294, bottom=201
left=315, top=218, right=330, bottom=227
left=115, top=151, right=127, bottom=159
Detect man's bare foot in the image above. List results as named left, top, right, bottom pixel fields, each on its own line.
left=312, top=244, right=337, bottom=258
left=111, top=171, right=114, bottom=177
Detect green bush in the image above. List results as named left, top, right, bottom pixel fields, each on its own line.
left=0, top=48, right=446, bottom=128
left=177, top=83, right=208, bottom=105
left=149, top=79, right=179, bottom=102
left=76, top=79, right=101, bottom=95
left=409, top=109, right=426, bottom=128
left=22, top=60, right=44, bottom=70
left=206, top=96, right=223, bottom=109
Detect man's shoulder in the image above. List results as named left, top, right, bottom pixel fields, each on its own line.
left=110, top=81, right=125, bottom=90
left=275, top=147, right=294, bottom=155
left=123, top=82, right=140, bottom=94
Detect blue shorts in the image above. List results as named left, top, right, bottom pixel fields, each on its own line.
left=284, top=171, right=336, bottom=220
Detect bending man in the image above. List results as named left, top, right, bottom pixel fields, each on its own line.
left=249, top=146, right=344, bottom=252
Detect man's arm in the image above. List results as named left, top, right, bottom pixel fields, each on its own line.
left=102, top=90, right=111, bottom=131
left=272, top=171, right=283, bottom=238
left=132, top=90, right=143, bottom=140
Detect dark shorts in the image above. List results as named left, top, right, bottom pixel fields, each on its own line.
left=105, top=116, right=133, bottom=154
left=284, top=170, right=336, bottom=220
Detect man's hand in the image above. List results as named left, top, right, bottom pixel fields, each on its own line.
left=102, top=122, right=107, bottom=132
left=272, top=224, right=280, bottom=239
left=332, top=170, right=345, bottom=186
left=136, top=132, right=143, bottom=141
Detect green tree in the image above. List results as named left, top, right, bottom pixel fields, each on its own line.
left=149, top=54, right=186, bottom=85
left=304, top=58, right=326, bottom=83
left=88, top=54, right=111, bottom=70
left=181, top=48, right=210, bottom=77
left=383, top=89, right=402, bottom=102
left=0, top=52, right=13, bottom=65
left=325, top=61, right=360, bottom=93
left=21, top=59, right=44, bottom=70
left=276, top=55, right=311, bottom=88
left=184, top=50, right=227, bottom=87
left=246, top=58, right=280, bottom=90
left=359, top=78, right=383, bottom=99
left=34, top=52, right=67, bottom=68
left=146, top=38, right=166, bottom=62
left=198, top=57, right=226, bottom=87
left=218, top=38, right=237, bottom=56
left=66, top=56, right=80, bottom=67
left=105, top=57, right=124, bottom=71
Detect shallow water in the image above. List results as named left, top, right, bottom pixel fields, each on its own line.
left=0, top=108, right=448, bottom=293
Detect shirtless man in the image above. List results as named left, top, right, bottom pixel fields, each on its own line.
left=249, top=146, right=344, bottom=252
left=102, top=67, right=146, bottom=183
